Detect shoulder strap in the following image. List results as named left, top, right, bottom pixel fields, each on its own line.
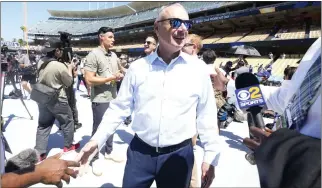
left=37, top=58, right=57, bottom=75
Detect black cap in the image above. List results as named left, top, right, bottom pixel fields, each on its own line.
left=42, top=38, right=62, bottom=53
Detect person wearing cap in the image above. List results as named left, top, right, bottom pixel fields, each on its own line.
left=34, top=39, right=79, bottom=161
left=83, top=27, right=125, bottom=176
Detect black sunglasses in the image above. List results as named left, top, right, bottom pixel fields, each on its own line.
left=184, top=43, right=194, bottom=47
left=145, top=41, right=155, bottom=45
left=157, top=18, right=193, bottom=30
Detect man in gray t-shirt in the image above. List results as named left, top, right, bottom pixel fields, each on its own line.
left=84, top=27, right=124, bottom=176
left=19, top=53, right=36, bottom=96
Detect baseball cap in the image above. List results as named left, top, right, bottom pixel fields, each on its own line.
left=42, top=38, right=62, bottom=53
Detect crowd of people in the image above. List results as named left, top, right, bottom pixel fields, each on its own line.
left=1, top=3, right=321, bottom=188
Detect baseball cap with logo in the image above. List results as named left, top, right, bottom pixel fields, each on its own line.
left=42, top=38, right=62, bottom=53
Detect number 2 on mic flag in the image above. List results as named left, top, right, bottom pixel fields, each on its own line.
left=235, top=85, right=266, bottom=109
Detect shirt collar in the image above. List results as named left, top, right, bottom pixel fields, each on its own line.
left=98, top=46, right=112, bottom=56
left=147, top=47, right=190, bottom=65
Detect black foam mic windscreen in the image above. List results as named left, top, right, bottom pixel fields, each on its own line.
left=5, top=148, right=40, bottom=173
left=235, top=72, right=260, bottom=89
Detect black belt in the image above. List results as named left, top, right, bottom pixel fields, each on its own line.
left=134, top=134, right=192, bottom=154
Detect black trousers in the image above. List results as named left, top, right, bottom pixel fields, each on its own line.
left=91, top=102, right=114, bottom=161
left=122, top=136, right=194, bottom=188
left=35, top=98, right=74, bottom=154
left=66, top=86, right=79, bottom=124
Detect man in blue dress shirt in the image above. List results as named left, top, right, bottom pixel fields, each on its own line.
left=76, top=3, right=221, bottom=188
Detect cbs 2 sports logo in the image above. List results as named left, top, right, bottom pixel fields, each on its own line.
left=235, top=85, right=266, bottom=109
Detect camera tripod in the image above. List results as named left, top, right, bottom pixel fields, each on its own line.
left=0, top=70, right=33, bottom=123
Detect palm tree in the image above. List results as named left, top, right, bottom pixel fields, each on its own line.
left=18, top=39, right=24, bottom=46
left=20, top=26, right=27, bottom=41
left=1, top=38, right=3, bottom=41
left=12, top=38, right=17, bottom=42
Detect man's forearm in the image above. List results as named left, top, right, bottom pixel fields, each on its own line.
left=1, top=166, right=42, bottom=188
left=86, top=75, right=116, bottom=86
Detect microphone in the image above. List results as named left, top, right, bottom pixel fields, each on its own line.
left=235, top=73, right=266, bottom=165
left=235, top=73, right=266, bottom=129
left=5, top=148, right=40, bottom=173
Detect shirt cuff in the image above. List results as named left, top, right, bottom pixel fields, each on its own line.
left=203, top=151, right=220, bottom=167
left=91, top=132, right=112, bottom=151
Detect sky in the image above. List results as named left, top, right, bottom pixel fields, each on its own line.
left=1, top=1, right=129, bottom=41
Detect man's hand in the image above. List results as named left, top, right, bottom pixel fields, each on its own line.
left=243, top=127, right=272, bottom=151
left=210, top=68, right=229, bottom=91
left=201, top=162, right=215, bottom=188
left=74, top=140, right=99, bottom=176
left=35, top=152, right=80, bottom=188
left=68, top=63, right=75, bottom=70
left=114, top=72, right=124, bottom=81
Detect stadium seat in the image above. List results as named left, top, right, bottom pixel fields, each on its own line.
left=309, top=25, right=321, bottom=38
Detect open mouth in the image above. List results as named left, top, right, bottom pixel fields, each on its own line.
left=173, top=37, right=185, bottom=40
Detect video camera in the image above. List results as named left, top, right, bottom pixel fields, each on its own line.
left=1, top=45, right=8, bottom=72
left=58, top=31, right=73, bottom=63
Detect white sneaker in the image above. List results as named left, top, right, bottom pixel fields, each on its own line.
left=92, top=160, right=103, bottom=176
left=104, top=153, right=125, bottom=163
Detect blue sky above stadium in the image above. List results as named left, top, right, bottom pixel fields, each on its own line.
left=1, top=1, right=129, bottom=41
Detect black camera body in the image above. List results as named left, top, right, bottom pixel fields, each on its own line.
left=1, top=45, right=8, bottom=72
left=59, top=31, right=73, bottom=63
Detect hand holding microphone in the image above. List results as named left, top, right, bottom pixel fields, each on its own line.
left=235, top=72, right=268, bottom=164
left=243, top=127, right=273, bottom=151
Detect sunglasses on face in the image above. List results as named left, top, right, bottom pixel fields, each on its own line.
left=157, top=18, right=193, bottom=30
left=145, top=41, right=155, bottom=45
left=183, top=43, right=194, bottom=47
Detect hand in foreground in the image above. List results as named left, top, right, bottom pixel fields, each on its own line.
left=243, top=127, right=273, bottom=151
left=201, top=162, right=215, bottom=188
left=74, top=140, right=99, bottom=176
left=36, top=152, right=79, bottom=188
left=210, top=68, right=229, bottom=91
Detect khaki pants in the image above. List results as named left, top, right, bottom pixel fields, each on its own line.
left=190, top=134, right=199, bottom=187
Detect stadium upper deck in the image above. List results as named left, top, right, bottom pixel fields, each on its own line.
left=28, top=1, right=242, bottom=35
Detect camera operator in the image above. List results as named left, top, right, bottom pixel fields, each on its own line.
left=33, top=39, right=80, bottom=160
left=18, top=51, right=37, bottom=96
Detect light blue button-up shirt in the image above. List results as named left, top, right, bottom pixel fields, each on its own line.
left=92, top=50, right=221, bottom=166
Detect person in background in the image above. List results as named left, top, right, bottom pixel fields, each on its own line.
left=283, top=66, right=297, bottom=81
left=182, top=33, right=203, bottom=188
left=143, top=36, right=157, bottom=56
left=19, top=52, right=37, bottom=97
left=76, top=58, right=90, bottom=97
left=182, top=34, right=202, bottom=57
left=84, top=27, right=125, bottom=176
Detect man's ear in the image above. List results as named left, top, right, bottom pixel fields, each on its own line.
left=193, top=44, right=197, bottom=50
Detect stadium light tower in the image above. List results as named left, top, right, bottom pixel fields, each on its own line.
left=23, top=2, right=29, bottom=55
left=125, top=4, right=137, bottom=15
